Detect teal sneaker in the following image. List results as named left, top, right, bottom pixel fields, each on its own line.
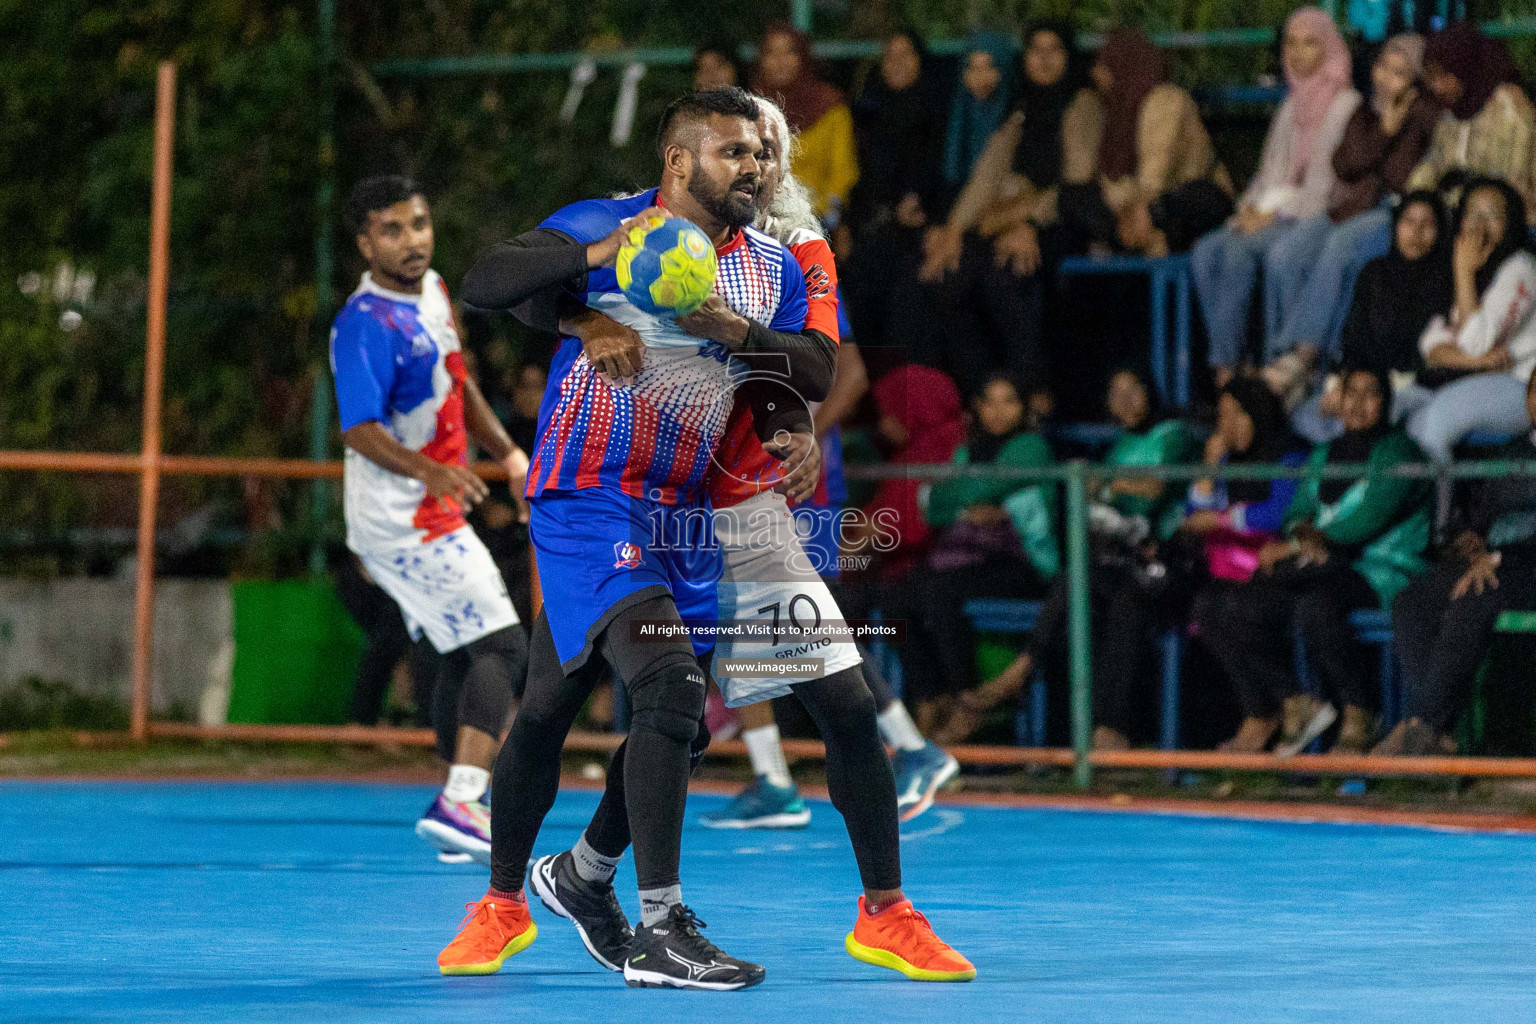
left=893, top=742, right=960, bottom=822
left=698, top=775, right=811, bottom=829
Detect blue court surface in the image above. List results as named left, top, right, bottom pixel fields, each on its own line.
left=3, top=782, right=1535, bottom=1024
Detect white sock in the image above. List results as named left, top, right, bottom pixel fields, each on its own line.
left=742, top=724, right=793, bottom=788
left=639, top=884, right=682, bottom=927
left=571, top=833, right=622, bottom=885
left=877, top=701, right=927, bottom=753
left=443, top=764, right=490, bottom=804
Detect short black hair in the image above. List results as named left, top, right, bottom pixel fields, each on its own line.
left=347, top=175, right=424, bottom=233
left=655, top=87, right=760, bottom=159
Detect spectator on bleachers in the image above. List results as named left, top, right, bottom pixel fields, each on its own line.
left=1407, top=23, right=1536, bottom=218
left=885, top=374, right=1056, bottom=729
left=1095, top=368, right=1205, bottom=535
left=692, top=39, right=746, bottom=90
left=939, top=29, right=1020, bottom=198
left=1381, top=371, right=1536, bottom=756
left=913, top=21, right=1096, bottom=393
left=842, top=28, right=945, bottom=351
left=752, top=21, right=859, bottom=227
left=931, top=369, right=1200, bottom=748
left=1263, top=33, right=1440, bottom=400
left=848, top=28, right=945, bottom=233
left=1200, top=368, right=1431, bottom=755
left=1193, top=7, right=1359, bottom=387
left=1057, top=28, right=1233, bottom=256
left=1406, top=177, right=1536, bottom=461
left=1292, top=190, right=1451, bottom=442
left=498, top=362, right=547, bottom=455
left=850, top=364, right=966, bottom=571
left=1181, top=377, right=1308, bottom=587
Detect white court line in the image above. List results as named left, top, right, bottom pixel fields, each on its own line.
left=900, top=809, right=965, bottom=842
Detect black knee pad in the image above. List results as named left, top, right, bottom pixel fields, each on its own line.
left=455, top=627, right=526, bottom=739
left=625, top=652, right=706, bottom=744
left=466, top=626, right=529, bottom=695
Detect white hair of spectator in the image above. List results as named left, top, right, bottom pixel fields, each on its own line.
left=753, top=96, right=823, bottom=244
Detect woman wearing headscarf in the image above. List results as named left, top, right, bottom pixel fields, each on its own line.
left=924, top=22, right=1097, bottom=276
left=1291, top=191, right=1452, bottom=442
left=853, top=364, right=967, bottom=569
left=753, top=21, right=859, bottom=224
left=941, top=30, right=1019, bottom=194
left=842, top=29, right=946, bottom=351
left=849, top=28, right=945, bottom=232
left=1201, top=368, right=1430, bottom=754
left=1407, top=23, right=1536, bottom=214
left=692, top=39, right=746, bottom=90
left=932, top=368, right=1200, bottom=748
left=1406, top=177, right=1536, bottom=461
left=1182, top=377, right=1310, bottom=585
left=1192, top=7, right=1360, bottom=385
left=1058, top=29, right=1233, bottom=255
left=1263, top=33, right=1442, bottom=398
left=892, top=374, right=1056, bottom=727
left=910, top=21, right=1099, bottom=394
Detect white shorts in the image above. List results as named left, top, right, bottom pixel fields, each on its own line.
left=355, top=526, right=519, bottom=654
left=711, top=492, right=861, bottom=708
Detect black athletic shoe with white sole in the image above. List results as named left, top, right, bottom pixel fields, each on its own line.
left=528, top=852, right=633, bottom=972
left=623, top=904, right=764, bottom=990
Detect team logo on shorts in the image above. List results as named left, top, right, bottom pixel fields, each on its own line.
left=613, top=541, right=644, bottom=569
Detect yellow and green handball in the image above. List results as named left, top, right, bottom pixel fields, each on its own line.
left=615, top=215, right=718, bottom=317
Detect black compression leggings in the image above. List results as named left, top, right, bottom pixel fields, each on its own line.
left=856, top=642, right=899, bottom=710
left=489, top=596, right=702, bottom=895
left=584, top=665, right=903, bottom=893
left=430, top=626, right=528, bottom=761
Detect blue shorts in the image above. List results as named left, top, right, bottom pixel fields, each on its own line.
left=530, top=488, right=722, bottom=672
left=794, top=504, right=843, bottom=580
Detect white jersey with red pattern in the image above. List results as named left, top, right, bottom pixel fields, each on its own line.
left=330, top=270, right=470, bottom=552
left=706, top=229, right=841, bottom=509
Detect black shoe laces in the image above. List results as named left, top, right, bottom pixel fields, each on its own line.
left=667, top=905, right=724, bottom=961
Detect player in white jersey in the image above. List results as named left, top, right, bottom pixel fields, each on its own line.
left=699, top=99, right=960, bottom=829
left=330, top=176, right=530, bottom=864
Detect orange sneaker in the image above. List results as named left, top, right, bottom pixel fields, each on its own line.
left=845, top=896, right=975, bottom=982
left=438, top=892, right=538, bottom=976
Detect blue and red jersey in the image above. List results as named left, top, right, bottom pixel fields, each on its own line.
left=330, top=269, right=470, bottom=551
left=527, top=188, right=808, bottom=506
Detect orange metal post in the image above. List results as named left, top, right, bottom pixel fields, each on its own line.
left=130, top=62, right=176, bottom=742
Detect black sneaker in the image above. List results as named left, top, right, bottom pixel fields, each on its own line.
left=528, top=852, right=633, bottom=972
left=623, top=904, right=764, bottom=990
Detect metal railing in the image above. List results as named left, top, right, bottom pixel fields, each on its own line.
left=844, top=456, right=1536, bottom=787
left=370, top=17, right=1536, bottom=79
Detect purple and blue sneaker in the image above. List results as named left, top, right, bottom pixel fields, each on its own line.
left=415, top=794, right=492, bottom=865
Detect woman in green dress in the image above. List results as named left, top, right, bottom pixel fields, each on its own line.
left=1200, top=367, right=1431, bottom=754
left=935, top=369, right=1199, bottom=747
left=888, top=374, right=1057, bottom=731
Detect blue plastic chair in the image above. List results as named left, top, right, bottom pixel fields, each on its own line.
left=960, top=599, right=1048, bottom=746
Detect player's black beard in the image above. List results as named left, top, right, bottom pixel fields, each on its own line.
left=689, top=173, right=757, bottom=228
